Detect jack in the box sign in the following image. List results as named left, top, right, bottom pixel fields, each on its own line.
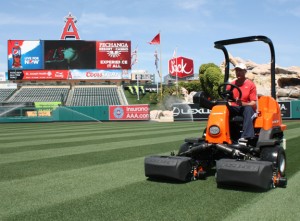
left=168, top=56, right=194, bottom=78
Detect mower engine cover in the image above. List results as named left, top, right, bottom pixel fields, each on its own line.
left=144, top=156, right=193, bottom=182
left=216, top=159, right=273, bottom=190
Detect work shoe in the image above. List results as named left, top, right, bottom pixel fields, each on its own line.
left=238, top=137, right=248, bottom=146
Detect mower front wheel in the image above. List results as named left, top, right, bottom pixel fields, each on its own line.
left=260, top=145, right=286, bottom=177
left=178, top=142, right=192, bottom=156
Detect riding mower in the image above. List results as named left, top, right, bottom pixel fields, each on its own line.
left=144, top=36, right=287, bottom=190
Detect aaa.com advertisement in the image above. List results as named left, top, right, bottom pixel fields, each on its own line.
left=109, top=105, right=150, bottom=121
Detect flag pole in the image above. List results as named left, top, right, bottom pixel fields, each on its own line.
left=175, top=47, right=178, bottom=96
left=159, top=31, right=162, bottom=100
left=149, top=31, right=162, bottom=99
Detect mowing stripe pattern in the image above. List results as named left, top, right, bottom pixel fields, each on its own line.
left=0, top=121, right=299, bottom=221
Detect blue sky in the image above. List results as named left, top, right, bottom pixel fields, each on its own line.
left=1, top=0, right=300, bottom=81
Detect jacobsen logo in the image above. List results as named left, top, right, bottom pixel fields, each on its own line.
left=220, top=162, right=259, bottom=172
left=146, top=157, right=177, bottom=166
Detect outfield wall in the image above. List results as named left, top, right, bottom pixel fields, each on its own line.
left=0, top=104, right=150, bottom=123
left=1, top=101, right=300, bottom=123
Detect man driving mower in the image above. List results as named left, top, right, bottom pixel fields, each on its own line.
left=144, top=35, right=287, bottom=190
left=228, top=63, right=257, bottom=146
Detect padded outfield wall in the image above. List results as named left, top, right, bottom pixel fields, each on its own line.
left=0, top=104, right=150, bottom=123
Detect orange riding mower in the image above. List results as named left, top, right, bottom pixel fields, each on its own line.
left=144, top=36, right=287, bottom=190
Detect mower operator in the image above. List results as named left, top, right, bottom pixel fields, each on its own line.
left=229, top=63, right=257, bottom=144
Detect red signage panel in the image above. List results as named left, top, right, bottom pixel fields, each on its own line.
left=96, top=41, right=131, bottom=70
left=22, top=70, right=69, bottom=80
left=8, top=70, right=69, bottom=80
left=168, top=56, right=194, bottom=78
left=109, top=105, right=150, bottom=121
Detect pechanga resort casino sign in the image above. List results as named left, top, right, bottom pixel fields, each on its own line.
left=96, top=41, right=131, bottom=70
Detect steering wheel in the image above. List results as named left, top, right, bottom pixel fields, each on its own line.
left=217, top=83, right=242, bottom=102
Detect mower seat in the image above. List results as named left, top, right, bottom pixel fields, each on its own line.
left=230, top=116, right=244, bottom=123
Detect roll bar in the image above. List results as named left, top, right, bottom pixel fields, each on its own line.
left=214, top=36, right=276, bottom=99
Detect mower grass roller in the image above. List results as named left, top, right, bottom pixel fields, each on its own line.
left=144, top=36, right=287, bottom=190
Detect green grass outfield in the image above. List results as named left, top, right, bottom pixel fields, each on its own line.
left=0, top=121, right=300, bottom=221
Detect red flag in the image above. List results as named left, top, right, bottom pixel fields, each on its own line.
left=149, top=33, right=160, bottom=45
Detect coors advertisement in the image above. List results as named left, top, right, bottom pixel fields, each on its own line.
left=168, top=56, right=194, bottom=78
left=96, top=41, right=131, bottom=70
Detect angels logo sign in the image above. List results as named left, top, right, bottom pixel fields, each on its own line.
left=60, top=13, right=80, bottom=40
left=96, top=41, right=131, bottom=70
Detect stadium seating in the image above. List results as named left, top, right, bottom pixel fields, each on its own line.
left=69, top=86, right=122, bottom=106
left=8, top=86, right=70, bottom=103
left=1, top=85, right=126, bottom=107
left=0, top=88, right=16, bottom=102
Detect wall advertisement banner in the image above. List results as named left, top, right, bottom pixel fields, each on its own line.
left=8, top=70, right=69, bottom=80
left=174, top=102, right=291, bottom=121
left=8, top=70, right=23, bottom=80
left=173, top=103, right=211, bottom=121
left=23, top=70, right=69, bottom=80
left=69, top=69, right=131, bottom=80
left=8, top=40, right=44, bottom=70
left=291, top=100, right=300, bottom=118
left=278, top=101, right=291, bottom=119
left=109, top=105, right=150, bottom=121
left=96, top=41, right=131, bottom=70
left=35, top=102, right=61, bottom=111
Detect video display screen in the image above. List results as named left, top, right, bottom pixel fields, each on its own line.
left=44, top=40, right=96, bottom=70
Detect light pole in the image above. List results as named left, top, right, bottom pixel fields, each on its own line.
left=136, top=74, right=140, bottom=100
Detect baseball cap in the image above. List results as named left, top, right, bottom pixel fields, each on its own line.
left=234, top=63, right=247, bottom=70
